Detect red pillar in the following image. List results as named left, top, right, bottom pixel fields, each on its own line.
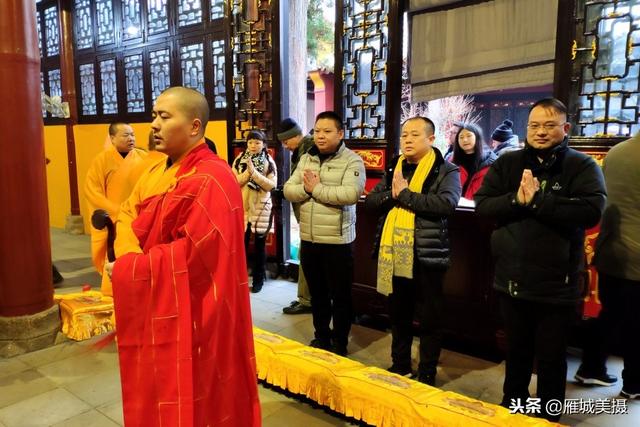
left=59, top=0, right=80, bottom=216
left=0, top=0, right=53, bottom=316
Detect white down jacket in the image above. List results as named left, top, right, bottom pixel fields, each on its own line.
left=284, top=143, right=365, bottom=244
left=233, top=153, right=277, bottom=234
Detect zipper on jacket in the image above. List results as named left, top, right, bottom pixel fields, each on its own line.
left=309, top=156, right=317, bottom=242
left=508, top=280, right=519, bottom=297
left=310, top=198, right=314, bottom=242
left=310, top=158, right=327, bottom=242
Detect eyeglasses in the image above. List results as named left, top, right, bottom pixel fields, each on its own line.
left=527, top=123, right=566, bottom=132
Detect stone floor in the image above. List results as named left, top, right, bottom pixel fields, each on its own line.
left=0, top=229, right=638, bottom=426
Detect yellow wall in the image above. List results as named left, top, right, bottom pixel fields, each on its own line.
left=204, top=120, right=228, bottom=160
left=44, top=120, right=227, bottom=232
left=74, top=123, right=121, bottom=234
left=44, top=126, right=71, bottom=228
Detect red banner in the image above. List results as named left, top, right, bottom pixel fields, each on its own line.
left=583, top=224, right=602, bottom=318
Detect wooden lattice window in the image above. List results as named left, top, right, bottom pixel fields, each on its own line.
left=37, top=0, right=64, bottom=124
left=570, top=0, right=640, bottom=138
left=73, top=0, right=229, bottom=123
left=340, top=0, right=389, bottom=141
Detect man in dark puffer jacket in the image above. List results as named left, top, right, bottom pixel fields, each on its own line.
left=475, top=98, right=606, bottom=422
left=365, top=116, right=461, bottom=385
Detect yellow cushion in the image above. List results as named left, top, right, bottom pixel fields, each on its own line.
left=54, top=291, right=115, bottom=341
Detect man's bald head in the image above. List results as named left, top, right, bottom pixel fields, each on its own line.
left=159, top=87, right=209, bottom=137
left=151, top=86, right=211, bottom=161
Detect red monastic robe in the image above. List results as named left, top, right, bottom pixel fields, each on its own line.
left=112, top=143, right=261, bottom=427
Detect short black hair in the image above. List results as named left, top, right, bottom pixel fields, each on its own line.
left=245, top=129, right=267, bottom=142
left=315, top=111, right=344, bottom=131
left=403, top=116, right=436, bottom=136
left=530, top=97, right=568, bottom=117
left=108, top=122, right=130, bottom=136
left=239, top=129, right=274, bottom=175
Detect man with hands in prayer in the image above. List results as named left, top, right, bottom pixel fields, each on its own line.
left=474, top=97, right=606, bottom=422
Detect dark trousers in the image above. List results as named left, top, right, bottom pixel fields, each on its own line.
left=52, top=264, right=63, bottom=284
left=389, top=270, right=445, bottom=377
left=499, top=294, right=577, bottom=422
left=581, top=272, right=640, bottom=390
left=245, top=224, right=266, bottom=285
left=300, top=241, right=353, bottom=347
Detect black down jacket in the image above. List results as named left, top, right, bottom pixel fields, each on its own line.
left=365, top=147, right=461, bottom=270
left=474, top=139, right=606, bottom=305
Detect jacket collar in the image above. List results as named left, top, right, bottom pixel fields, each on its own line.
left=524, top=137, right=569, bottom=170
left=308, top=141, right=345, bottom=158
left=494, top=137, right=519, bottom=154
left=292, top=133, right=315, bottom=157
left=479, top=150, right=497, bottom=169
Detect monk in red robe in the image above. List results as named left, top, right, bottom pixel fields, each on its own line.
left=109, top=86, right=261, bottom=426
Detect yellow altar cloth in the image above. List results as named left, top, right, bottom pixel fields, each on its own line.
left=54, top=291, right=115, bottom=341
left=253, top=327, right=560, bottom=427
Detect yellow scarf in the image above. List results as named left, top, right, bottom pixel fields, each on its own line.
left=377, top=150, right=435, bottom=296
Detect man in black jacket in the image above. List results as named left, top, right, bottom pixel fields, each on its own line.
left=365, top=116, right=461, bottom=385
left=475, top=98, right=606, bottom=422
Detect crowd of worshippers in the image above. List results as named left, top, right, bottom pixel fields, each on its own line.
left=85, top=92, right=639, bottom=424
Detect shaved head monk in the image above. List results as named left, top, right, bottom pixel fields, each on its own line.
left=84, top=121, right=147, bottom=295
left=109, top=87, right=260, bottom=426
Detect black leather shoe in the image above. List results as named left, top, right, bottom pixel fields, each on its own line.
left=387, top=364, right=412, bottom=377
left=309, top=338, right=331, bottom=351
left=250, top=282, right=263, bottom=293
left=282, top=301, right=312, bottom=314
left=416, top=373, right=436, bottom=386
left=331, top=344, right=348, bottom=356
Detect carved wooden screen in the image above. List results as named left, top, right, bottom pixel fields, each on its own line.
left=227, top=0, right=282, bottom=262
left=228, top=0, right=279, bottom=142
left=336, top=0, right=403, bottom=177
left=72, top=0, right=228, bottom=122
left=36, top=0, right=63, bottom=124
left=569, top=0, right=640, bottom=148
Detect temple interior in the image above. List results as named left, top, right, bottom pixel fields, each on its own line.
left=0, top=230, right=633, bottom=426
left=1, top=0, right=640, bottom=426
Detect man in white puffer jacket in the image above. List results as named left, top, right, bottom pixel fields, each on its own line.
left=284, top=111, right=366, bottom=356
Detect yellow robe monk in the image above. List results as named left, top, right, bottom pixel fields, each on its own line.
left=84, top=144, right=148, bottom=295
left=123, top=150, right=167, bottom=197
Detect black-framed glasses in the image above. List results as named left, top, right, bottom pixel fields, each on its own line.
left=527, top=122, right=566, bottom=132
